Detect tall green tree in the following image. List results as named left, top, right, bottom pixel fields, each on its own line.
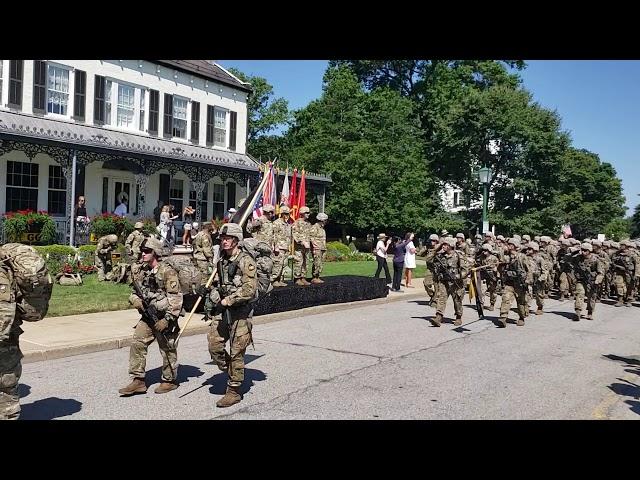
left=227, top=68, right=290, bottom=159
left=631, top=202, right=640, bottom=238
left=287, top=66, right=440, bottom=236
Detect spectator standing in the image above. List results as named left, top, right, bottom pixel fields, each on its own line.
left=404, top=232, right=417, bottom=288
left=391, top=234, right=412, bottom=292
left=373, top=233, right=392, bottom=284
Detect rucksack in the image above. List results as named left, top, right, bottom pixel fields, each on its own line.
left=0, top=243, right=53, bottom=322
left=241, top=238, right=273, bottom=299
left=163, top=254, right=204, bottom=295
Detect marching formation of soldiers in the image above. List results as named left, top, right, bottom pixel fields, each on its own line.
left=421, top=231, right=640, bottom=328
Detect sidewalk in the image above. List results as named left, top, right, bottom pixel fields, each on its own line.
left=20, top=278, right=426, bottom=364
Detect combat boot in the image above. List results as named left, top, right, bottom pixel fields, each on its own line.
left=295, top=279, right=306, bottom=286
left=615, top=299, right=623, bottom=307
left=497, top=317, right=507, bottom=328
left=154, top=382, right=178, bottom=394
left=516, top=317, right=525, bottom=326
left=486, top=304, right=494, bottom=311
left=274, top=281, right=288, bottom=287
left=586, top=313, right=594, bottom=320
left=625, top=302, right=632, bottom=307
left=118, top=378, right=147, bottom=396
left=535, top=309, right=543, bottom=315
left=311, top=277, right=324, bottom=284
left=301, top=278, right=311, bottom=286
left=574, top=310, right=582, bottom=321
left=216, top=385, right=242, bottom=408
left=429, top=313, right=443, bottom=327
left=453, top=315, right=462, bottom=326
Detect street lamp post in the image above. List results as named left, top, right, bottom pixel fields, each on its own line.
left=478, top=166, right=492, bottom=234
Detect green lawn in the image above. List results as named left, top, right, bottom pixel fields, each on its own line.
left=47, top=275, right=131, bottom=317
left=46, top=261, right=426, bottom=317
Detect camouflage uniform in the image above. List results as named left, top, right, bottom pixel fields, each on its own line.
left=571, top=243, right=605, bottom=319
left=119, top=238, right=183, bottom=396
left=205, top=223, right=258, bottom=408
left=426, top=239, right=469, bottom=326
left=292, top=207, right=312, bottom=285
left=558, top=241, right=575, bottom=298
left=95, top=234, right=118, bottom=281
left=192, top=229, right=215, bottom=279
left=478, top=244, right=500, bottom=310
left=125, top=223, right=146, bottom=260
left=271, top=207, right=292, bottom=286
left=247, top=216, right=274, bottom=245
left=526, top=242, right=549, bottom=314
left=421, top=235, right=439, bottom=303
left=499, top=240, right=531, bottom=327
left=612, top=241, right=637, bottom=306
left=310, top=213, right=328, bottom=282
left=0, top=264, right=20, bottom=420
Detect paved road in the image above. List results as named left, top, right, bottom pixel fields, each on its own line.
left=18, top=294, right=640, bottom=419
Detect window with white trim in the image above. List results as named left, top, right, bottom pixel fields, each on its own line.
left=172, top=96, right=187, bottom=138
left=48, top=165, right=67, bottom=216
left=103, top=79, right=145, bottom=132
left=212, top=183, right=225, bottom=219
left=6, top=161, right=39, bottom=212
left=169, top=178, right=184, bottom=214
left=214, top=108, right=226, bottom=147
left=47, top=64, right=70, bottom=115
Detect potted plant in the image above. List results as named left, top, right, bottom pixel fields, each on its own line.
left=2, top=210, right=57, bottom=245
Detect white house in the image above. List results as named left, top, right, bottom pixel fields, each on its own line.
left=0, top=60, right=330, bottom=244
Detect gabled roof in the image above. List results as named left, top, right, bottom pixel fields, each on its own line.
left=156, top=60, right=252, bottom=93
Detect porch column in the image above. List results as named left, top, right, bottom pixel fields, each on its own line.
left=192, top=181, right=206, bottom=222
left=135, top=173, right=147, bottom=218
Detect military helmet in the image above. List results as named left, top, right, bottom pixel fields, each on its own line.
left=540, top=235, right=550, bottom=243
left=581, top=242, right=593, bottom=252
left=134, top=221, right=144, bottom=229
left=496, top=235, right=505, bottom=241
left=456, top=232, right=465, bottom=240
left=280, top=205, right=291, bottom=214
left=611, top=241, right=620, bottom=249
left=592, top=240, right=602, bottom=247
left=429, top=234, right=439, bottom=241
left=220, top=223, right=244, bottom=241
left=484, top=231, right=495, bottom=238
left=262, top=204, right=275, bottom=213
left=482, top=243, right=493, bottom=252
left=299, top=206, right=310, bottom=214
left=513, top=234, right=521, bottom=241
left=106, top=234, right=118, bottom=243
left=316, top=213, right=328, bottom=221
left=522, top=235, right=531, bottom=242
left=141, top=237, right=165, bottom=256
left=534, top=235, right=540, bottom=242
left=443, top=237, right=456, bottom=247
left=561, top=239, right=571, bottom=246
left=527, top=241, right=539, bottom=252
left=475, top=233, right=482, bottom=239
left=603, top=240, right=611, bottom=247
left=441, top=229, right=449, bottom=236
left=508, top=238, right=520, bottom=247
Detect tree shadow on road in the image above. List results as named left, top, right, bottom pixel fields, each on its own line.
left=20, top=397, right=83, bottom=420
left=145, top=364, right=205, bottom=386
left=408, top=300, right=431, bottom=306
left=548, top=311, right=579, bottom=321
left=603, top=354, right=640, bottom=367
left=602, top=354, right=640, bottom=417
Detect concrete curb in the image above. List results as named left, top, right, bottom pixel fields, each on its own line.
left=23, top=289, right=426, bottom=364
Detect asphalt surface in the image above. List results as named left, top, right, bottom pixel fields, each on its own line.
left=18, top=294, right=640, bottom=419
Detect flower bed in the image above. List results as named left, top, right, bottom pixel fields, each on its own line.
left=3, top=210, right=57, bottom=245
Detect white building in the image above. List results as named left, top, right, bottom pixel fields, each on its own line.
left=0, top=60, right=330, bottom=243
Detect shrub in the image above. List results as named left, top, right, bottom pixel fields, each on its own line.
left=34, top=245, right=77, bottom=275
left=90, top=213, right=133, bottom=239
left=326, top=241, right=351, bottom=256
left=77, top=245, right=97, bottom=268
left=3, top=210, right=57, bottom=245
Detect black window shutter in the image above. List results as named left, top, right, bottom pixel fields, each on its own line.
left=159, top=174, right=170, bottom=205
left=74, top=70, right=86, bottom=119
left=9, top=60, right=23, bottom=108
left=149, top=89, right=159, bottom=134
left=191, top=101, right=200, bottom=142
left=206, top=105, right=214, bottom=145
left=33, top=60, right=46, bottom=112
left=226, top=182, right=236, bottom=211
left=163, top=94, right=173, bottom=136
left=94, top=75, right=105, bottom=124
left=229, top=111, right=237, bottom=151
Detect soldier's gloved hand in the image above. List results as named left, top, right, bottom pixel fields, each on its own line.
left=304, top=242, right=310, bottom=249
left=155, top=318, right=169, bottom=332
left=197, top=285, right=211, bottom=298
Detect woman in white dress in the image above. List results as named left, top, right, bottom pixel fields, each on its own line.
left=404, top=232, right=417, bottom=288
left=158, top=205, right=171, bottom=241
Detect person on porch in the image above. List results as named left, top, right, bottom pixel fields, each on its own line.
left=114, top=192, right=128, bottom=217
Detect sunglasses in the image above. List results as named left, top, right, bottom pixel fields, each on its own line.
left=141, top=249, right=154, bottom=254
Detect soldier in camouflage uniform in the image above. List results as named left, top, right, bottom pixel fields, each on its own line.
left=292, top=206, right=312, bottom=286
left=498, top=238, right=531, bottom=328
left=425, top=237, right=468, bottom=327
left=570, top=242, right=604, bottom=320
left=0, top=259, right=21, bottom=419
left=271, top=206, right=292, bottom=287
left=420, top=234, right=440, bottom=305
left=94, top=234, right=118, bottom=281
left=247, top=204, right=275, bottom=245
left=118, top=237, right=183, bottom=396
left=526, top=241, right=549, bottom=315
left=539, top=236, right=557, bottom=298
left=455, top=233, right=470, bottom=257
left=478, top=243, right=500, bottom=311
left=630, top=241, right=640, bottom=301
left=310, top=212, right=328, bottom=284
left=204, top=223, right=258, bottom=408
left=125, top=222, right=146, bottom=261
left=612, top=240, right=637, bottom=307
left=591, top=240, right=609, bottom=301
left=192, top=222, right=217, bottom=280
left=558, top=239, right=574, bottom=299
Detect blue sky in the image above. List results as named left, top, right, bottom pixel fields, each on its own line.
left=219, top=60, right=639, bottom=213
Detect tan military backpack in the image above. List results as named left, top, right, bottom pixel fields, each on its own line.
left=0, top=243, right=53, bottom=321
